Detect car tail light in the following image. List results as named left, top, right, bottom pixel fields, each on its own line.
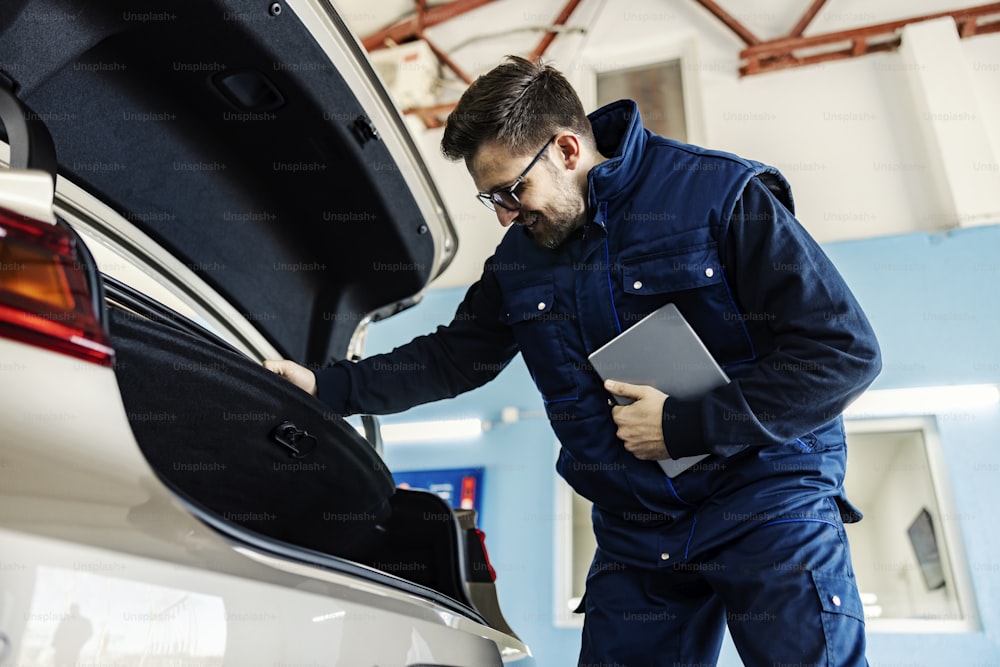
left=473, top=528, right=497, bottom=582
left=0, top=208, right=113, bottom=365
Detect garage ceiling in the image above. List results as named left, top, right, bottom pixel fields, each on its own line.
left=328, top=0, right=1000, bottom=288
left=337, top=0, right=998, bottom=82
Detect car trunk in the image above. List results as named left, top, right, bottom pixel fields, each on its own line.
left=0, top=0, right=456, bottom=365
left=107, top=303, right=517, bottom=635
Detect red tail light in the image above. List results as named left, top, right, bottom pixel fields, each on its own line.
left=474, top=528, right=497, bottom=582
left=0, top=208, right=113, bottom=365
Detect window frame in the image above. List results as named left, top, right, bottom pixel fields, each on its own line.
left=573, top=36, right=707, bottom=145
left=553, top=441, right=590, bottom=628
left=843, top=416, right=980, bottom=633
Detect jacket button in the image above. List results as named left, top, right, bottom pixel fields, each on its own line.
left=633, top=280, right=643, bottom=290
left=705, top=267, right=714, bottom=278
left=831, top=595, right=842, bottom=607
left=660, top=552, right=670, bottom=560
left=537, top=302, right=546, bottom=311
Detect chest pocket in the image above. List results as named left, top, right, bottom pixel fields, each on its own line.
left=501, top=281, right=578, bottom=404
left=620, top=242, right=754, bottom=366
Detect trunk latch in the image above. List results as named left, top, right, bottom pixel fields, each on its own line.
left=270, top=421, right=318, bottom=459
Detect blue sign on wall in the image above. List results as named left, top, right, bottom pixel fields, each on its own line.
left=393, top=466, right=485, bottom=521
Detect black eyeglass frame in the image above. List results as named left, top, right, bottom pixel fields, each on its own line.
left=476, top=134, right=558, bottom=212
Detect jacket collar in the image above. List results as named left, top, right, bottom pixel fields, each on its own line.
left=586, top=99, right=647, bottom=210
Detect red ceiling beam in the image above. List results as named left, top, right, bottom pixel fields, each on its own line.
left=403, top=102, right=459, bottom=130
left=362, top=0, right=498, bottom=51
left=423, top=35, right=474, bottom=85
left=691, top=0, right=761, bottom=45
left=740, top=2, right=1000, bottom=76
left=529, top=0, right=585, bottom=62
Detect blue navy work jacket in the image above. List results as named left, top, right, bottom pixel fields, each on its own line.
left=318, top=100, right=882, bottom=569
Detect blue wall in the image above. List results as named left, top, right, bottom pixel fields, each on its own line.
left=365, top=224, right=1000, bottom=666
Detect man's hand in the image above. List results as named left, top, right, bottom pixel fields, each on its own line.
left=263, top=359, right=318, bottom=396
left=605, top=379, right=670, bottom=460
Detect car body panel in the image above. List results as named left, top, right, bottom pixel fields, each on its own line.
left=0, top=340, right=532, bottom=664
left=1, top=531, right=510, bottom=666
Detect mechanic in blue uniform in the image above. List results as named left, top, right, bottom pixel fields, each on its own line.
left=267, top=56, right=881, bottom=666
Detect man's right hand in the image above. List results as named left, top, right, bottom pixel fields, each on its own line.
left=263, top=359, right=317, bottom=396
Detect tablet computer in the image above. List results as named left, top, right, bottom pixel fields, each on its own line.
left=588, top=303, right=729, bottom=477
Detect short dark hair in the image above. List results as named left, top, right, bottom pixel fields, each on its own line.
left=441, top=56, right=593, bottom=162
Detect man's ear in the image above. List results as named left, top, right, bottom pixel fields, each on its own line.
left=554, top=132, right=583, bottom=171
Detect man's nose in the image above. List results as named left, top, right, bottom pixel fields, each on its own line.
left=495, top=206, right=519, bottom=228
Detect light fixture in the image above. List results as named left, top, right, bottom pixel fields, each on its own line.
left=354, top=417, right=485, bottom=444
left=844, top=383, right=1000, bottom=418
left=349, top=406, right=537, bottom=444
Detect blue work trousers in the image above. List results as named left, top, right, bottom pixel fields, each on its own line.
left=578, top=497, right=868, bottom=667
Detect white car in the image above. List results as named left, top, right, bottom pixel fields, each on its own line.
left=0, top=1, right=532, bottom=665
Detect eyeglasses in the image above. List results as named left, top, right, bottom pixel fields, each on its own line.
left=476, top=135, right=557, bottom=212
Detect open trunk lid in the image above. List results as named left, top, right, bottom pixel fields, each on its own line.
left=0, top=0, right=456, bottom=365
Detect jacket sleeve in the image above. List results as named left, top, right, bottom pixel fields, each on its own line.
left=662, top=176, right=882, bottom=457
left=315, top=263, right=519, bottom=417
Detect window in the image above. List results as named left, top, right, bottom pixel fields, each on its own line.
left=577, top=38, right=706, bottom=145
left=596, top=60, right=688, bottom=142
left=843, top=417, right=978, bottom=632
left=553, top=461, right=594, bottom=628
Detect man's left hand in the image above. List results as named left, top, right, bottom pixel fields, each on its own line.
left=605, top=380, right=670, bottom=460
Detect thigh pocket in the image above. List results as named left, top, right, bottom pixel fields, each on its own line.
left=811, top=571, right=868, bottom=665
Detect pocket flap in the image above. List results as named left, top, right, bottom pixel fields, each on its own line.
left=811, top=571, right=865, bottom=621
left=623, top=243, right=722, bottom=294
left=501, top=283, right=554, bottom=324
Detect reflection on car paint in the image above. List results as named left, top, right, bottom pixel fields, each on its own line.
left=17, top=566, right=226, bottom=666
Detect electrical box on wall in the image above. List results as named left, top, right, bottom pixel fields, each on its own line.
left=368, top=40, right=439, bottom=111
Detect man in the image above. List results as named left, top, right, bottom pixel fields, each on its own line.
left=267, top=56, right=880, bottom=666
left=52, top=603, right=92, bottom=667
